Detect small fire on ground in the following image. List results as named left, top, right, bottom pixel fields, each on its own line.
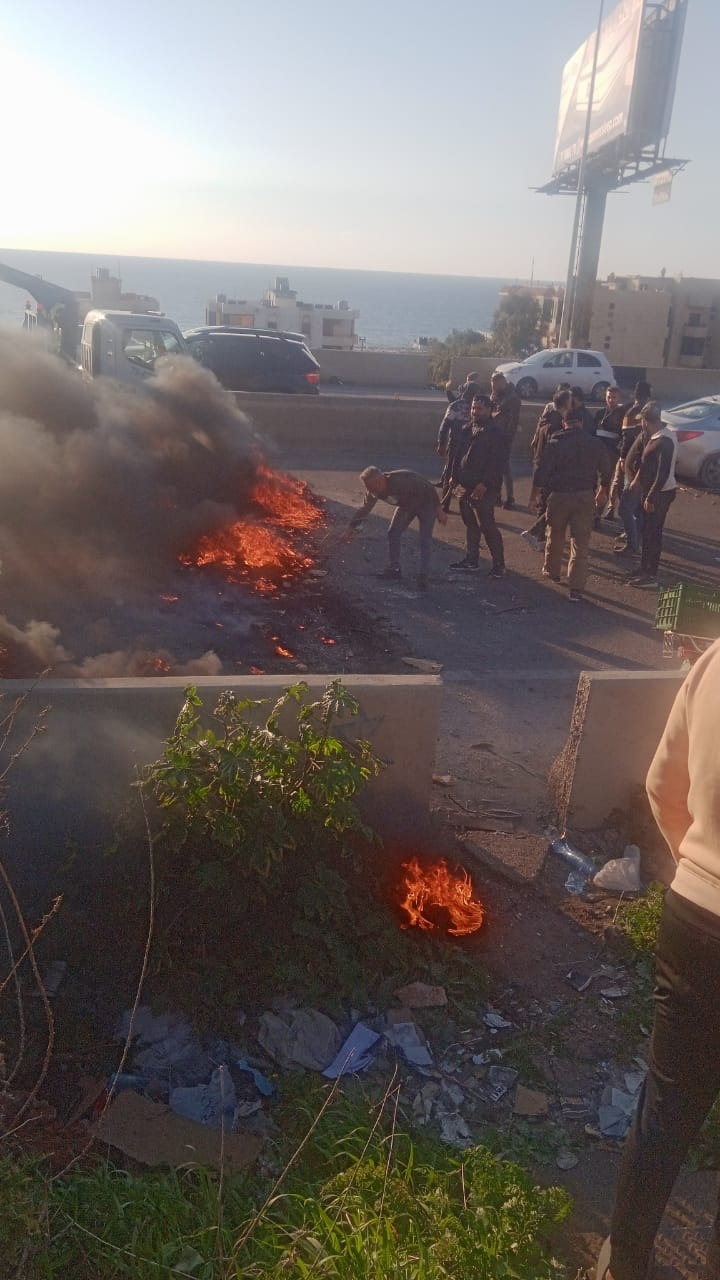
left=399, top=858, right=485, bottom=937
left=180, top=466, right=325, bottom=593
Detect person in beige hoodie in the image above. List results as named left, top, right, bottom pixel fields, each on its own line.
left=598, top=638, right=720, bottom=1280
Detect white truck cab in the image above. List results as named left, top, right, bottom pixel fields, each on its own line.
left=80, top=311, right=187, bottom=385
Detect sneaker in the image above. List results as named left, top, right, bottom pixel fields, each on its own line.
left=631, top=576, right=659, bottom=589
left=613, top=544, right=636, bottom=556
left=416, top=575, right=429, bottom=591
left=568, top=589, right=583, bottom=602
left=449, top=558, right=479, bottom=571
left=542, top=568, right=560, bottom=582
left=488, top=567, right=506, bottom=579
left=376, top=567, right=401, bottom=581
left=502, top=499, right=516, bottom=511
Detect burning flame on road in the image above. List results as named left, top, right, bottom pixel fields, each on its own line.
left=400, top=858, right=485, bottom=937
left=180, top=467, right=324, bottom=592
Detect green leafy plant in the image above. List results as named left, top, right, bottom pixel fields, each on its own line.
left=143, top=679, right=382, bottom=879
left=616, top=882, right=665, bottom=955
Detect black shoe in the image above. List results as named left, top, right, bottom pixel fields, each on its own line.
left=449, top=559, right=479, bottom=571
left=488, top=567, right=506, bottom=579
left=376, top=567, right=401, bottom=581
left=568, top=589, right=583, bottom=602
left=502, top=499, right=515, bottom=511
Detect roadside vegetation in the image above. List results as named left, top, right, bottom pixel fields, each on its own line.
left=427, top=294, right=546, bottom=385
left=0, top=680, right=571, bottom=1279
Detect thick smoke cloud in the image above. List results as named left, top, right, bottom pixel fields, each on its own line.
left=0, top=331, right=267, bottom=675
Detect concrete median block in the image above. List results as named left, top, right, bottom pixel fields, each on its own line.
left=550, top=669, right=684, bottom=830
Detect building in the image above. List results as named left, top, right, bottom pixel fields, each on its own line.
left=501, top=275, right=720, bottom=369
left=590, top=275, right=720, bottom=370
left=206, top=277, right=359, bottom=350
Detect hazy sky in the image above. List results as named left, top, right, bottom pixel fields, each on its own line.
left=2, top=0, right=716, bottom=280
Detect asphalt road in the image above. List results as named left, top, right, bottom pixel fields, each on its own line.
left=282, top=446, right=720, bottom=828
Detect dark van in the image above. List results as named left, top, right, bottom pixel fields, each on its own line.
left=184, top=327, right=320, bottom=395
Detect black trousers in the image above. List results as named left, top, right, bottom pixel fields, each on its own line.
left=640, top=488, right=676, bottom=577
left=610, top=890, right=720, bottom=1279
left=502, top=429, right=517, bottom=503
left=459, top=491, right=505, bottom=570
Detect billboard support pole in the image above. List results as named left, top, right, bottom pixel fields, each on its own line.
left=558, top=0, right=605, bottom=347
left=569, top=180, right=609, bottom=347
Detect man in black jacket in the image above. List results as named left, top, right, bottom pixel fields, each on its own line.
left=531, top=407, right=612, bottom=601
left=624, top=401, right=678, bottom=589
left=522, top=388, right=573, bottom=550
left=450, top=395, right=507, bottom=578
left=490, top=373, right=522, bottom=510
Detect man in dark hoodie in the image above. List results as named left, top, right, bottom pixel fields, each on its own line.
left=436, top=382, right=481, bottom=512
left=450, top=394, right=507, bottom=578
left=522, top=388, right=573, bottom=550
left=607, top=380, right=652, bottom=517
left=490, top=372, right=522, bottom=509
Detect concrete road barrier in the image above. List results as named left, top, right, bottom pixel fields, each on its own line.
left=238, top=393, right=540, bottom=461
left=0, top=674, right=442, bottom=903
left=550, top=668, right=684, bottom=829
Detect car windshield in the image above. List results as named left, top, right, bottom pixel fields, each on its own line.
left=522, top=351, right=547, bottom=365
left=671, top=402, right=718, bottom=420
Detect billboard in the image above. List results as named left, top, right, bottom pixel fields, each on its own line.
left=553, top=0, right=644, bottom=176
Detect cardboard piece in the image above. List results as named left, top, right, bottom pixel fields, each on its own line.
left=96, top=1089, right=263, bottom=1171
left=513, top=1086, right=549, bottom=1118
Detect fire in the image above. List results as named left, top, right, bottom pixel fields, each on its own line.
left=180, top=466, right=324, bottom=593
left=160, top=594, right=179, bottom=603
left=271, top=636, right=295, bottom=659
left=399, top=858, right=485, bottom=937
left=320, top=636, right=336, bottom=646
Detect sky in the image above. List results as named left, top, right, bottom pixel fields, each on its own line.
left=1, top=0, right=717, bottom=281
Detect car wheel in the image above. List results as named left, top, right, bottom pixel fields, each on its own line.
left=699, top=452, right=720, bottom=492
left=591, top=381, right=610, bottom=402
left=516, top=377, right=538, bottom=399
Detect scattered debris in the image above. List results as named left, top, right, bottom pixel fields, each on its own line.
left=432, top=774, right=454, bottom=787
left=483, top=1012, right=513, bottom=1031
left=257, top=1009, right=341, bottom=1072
left=96, top=1090, right=263, bottom=1171
left=488, top=1065, right=519, bottom=1093
left=401, top=657, right=443, bottom=674
left=547, top=829, right=596, bottom=879
left=593, top=845, right=642, bottom=893
left=565, top=870, right=589, bottom=895
left=555, top=1149, right=579, bottom=1171
left=235, top=1058, right=274, bottom=1097
left=560, top=1096, right=592, bottom=1121
left=566, top=970, right=595, bottom=993
left=624, top=1071, right=645, bottom=1095
left=170, top=1066, right=236, bottom=1130
left=384, top=1022, right=433, bottom=1068
left=513, top=1086, right=549, bottom=1118
left=322, top=1023, right=381, bottom=1079
left=600, top=985, right=629, bottom=1000
left=394, top=982, right=447, bottom=1009
left=438, top=1113, right=473, bottom=1147
left=472, top=1049, right=504, bottom=1067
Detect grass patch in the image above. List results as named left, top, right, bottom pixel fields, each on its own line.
left=1, top=1092, right=571, bottom=1279
left=615, top=882, right=665, bottom=955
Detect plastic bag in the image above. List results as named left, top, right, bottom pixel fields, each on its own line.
left=593, top=845, right=641, bottom=893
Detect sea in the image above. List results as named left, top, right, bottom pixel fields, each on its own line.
left=0, top=247, right=509, bottom=350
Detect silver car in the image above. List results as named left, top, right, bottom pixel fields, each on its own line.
left=662, top=397, right=720, bottom=490
left=493, top=348, right=615, bottom=401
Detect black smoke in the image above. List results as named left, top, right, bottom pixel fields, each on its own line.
left=0, top=331, right=268, bottom=675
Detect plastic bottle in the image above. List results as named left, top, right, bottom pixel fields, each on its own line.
left=547, top=828, right=596, bottom=878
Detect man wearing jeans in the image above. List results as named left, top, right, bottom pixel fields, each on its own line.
left=626, top=402, right=678, bottom=589
left=598, top=640, right=720, bottom=1280
left=349, top=467, right=447, bottom=591
left=530, top=408, right=611, bottom=602
left=450, top=394, right=507, bottom=579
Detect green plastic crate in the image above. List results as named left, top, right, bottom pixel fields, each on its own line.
left=656, top=584, right=720, bottom=639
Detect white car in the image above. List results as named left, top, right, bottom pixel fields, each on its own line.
left=662, top=397, right=720, bottom=491
left=494, top=349, right=616, bottom=402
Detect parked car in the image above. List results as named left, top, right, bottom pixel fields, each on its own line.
left=493, top=349, right=615, bottom=401
left=184, top=327, right=320, bottom=394
left=662, top=396, right=720, bottom=490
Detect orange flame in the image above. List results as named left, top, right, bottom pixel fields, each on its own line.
left=399, top=858, right=485, bottom=937
left=180, top=466, right=324, bottom=593
left=271, top=636, right=295, bottom=659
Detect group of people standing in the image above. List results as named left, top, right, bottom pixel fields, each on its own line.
left=348, top=368, right=678, bottom=600
left=527, top=378, right=678, bottom=596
